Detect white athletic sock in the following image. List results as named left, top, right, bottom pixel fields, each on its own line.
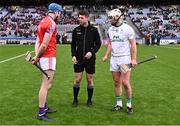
left=126, top=102, right=132, bottom=108
left=117, top=100, right=123, bottom=107
left=126, top=98, right=132, bottom=108
left=116, top=96, right=123, bottom=107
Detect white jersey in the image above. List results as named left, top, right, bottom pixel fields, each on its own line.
left=108, top=23, right=135, bottom=57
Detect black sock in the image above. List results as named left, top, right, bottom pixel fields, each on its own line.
left=73, top=86, right=80, bottom=101
left=87, top=87, right=94, bottom=102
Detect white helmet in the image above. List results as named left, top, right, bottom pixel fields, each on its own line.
left=108, top=9, right=123, bottom=26
left=108, top=9, right=122, bottom=18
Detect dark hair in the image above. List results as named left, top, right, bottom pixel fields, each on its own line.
left=78, top=10, right=89, bottom=17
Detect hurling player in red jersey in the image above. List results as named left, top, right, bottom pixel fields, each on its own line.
left=31, top=3, right=63, bottom=122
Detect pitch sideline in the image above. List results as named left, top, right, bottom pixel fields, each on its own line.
left=156, top=45, right=180, bottom=50
left=0, top=51, right=34, bottom=64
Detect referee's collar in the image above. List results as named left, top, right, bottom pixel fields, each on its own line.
left=80, top=22, right=91, bottom=28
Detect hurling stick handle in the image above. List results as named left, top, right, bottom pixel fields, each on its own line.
left=128, top=56, right=157, bottom=68
left=137, top=56, right=157, bottom=65
left=34, top=63, right=50, bottom=79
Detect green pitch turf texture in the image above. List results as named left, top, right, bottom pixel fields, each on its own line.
left=0, top=44, right=180, bottom=125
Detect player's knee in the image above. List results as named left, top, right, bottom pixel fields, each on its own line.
left=87, top=75, right=93, bottom=82
left=123, top=81, right=131, bottom=89
left=114, top=79, right=120, bottom=85
left=87, top=75, right=93, bottom=79
left=123, top=79, right=129, bottom=86
left=75, top=77, right=82, bottom=84
left=114, top=81, right=120, bottom=87
left=74, top=76, right=82, bottom=84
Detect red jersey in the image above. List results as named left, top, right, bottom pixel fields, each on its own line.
left=37, top=15, right=57, bottom=57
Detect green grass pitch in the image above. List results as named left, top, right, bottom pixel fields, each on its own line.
left=0, top=44, right=180, bottom=125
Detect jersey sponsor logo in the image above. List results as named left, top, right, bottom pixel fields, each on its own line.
left=112, top=35, right=124, bottom=42
left=113, top=35, right=119, bottom=39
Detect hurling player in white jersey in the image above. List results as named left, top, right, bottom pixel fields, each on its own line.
left=102, top=9, right=137, bottom=114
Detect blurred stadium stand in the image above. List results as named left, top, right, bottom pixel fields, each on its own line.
left=0, top=0, right=179, bottom=45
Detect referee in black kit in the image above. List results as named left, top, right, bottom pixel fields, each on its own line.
left=71, top=10, right=101, bottom=107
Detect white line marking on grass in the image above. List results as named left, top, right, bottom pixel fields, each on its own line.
left=0, top=51, right=34, bottom=64
left=156, top=46, right=180, bottom=50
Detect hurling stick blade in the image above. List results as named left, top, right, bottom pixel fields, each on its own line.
left=25, top=51, right=32, bottom=62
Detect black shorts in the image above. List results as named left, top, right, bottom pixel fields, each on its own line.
left=74, top=58, right=95, bottom=74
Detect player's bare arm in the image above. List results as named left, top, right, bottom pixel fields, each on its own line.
left=102, top=41, right=112, bottom=62
left=35, top=36, right=40, bottom=55
left=129, top=38, right=137, bottom=67
left=31, top=32, right=53, bottom=64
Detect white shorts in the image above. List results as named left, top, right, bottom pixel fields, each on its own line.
left=110, top=55, right=131, bottom=72
left=39, top=57, right=56, bottom=71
